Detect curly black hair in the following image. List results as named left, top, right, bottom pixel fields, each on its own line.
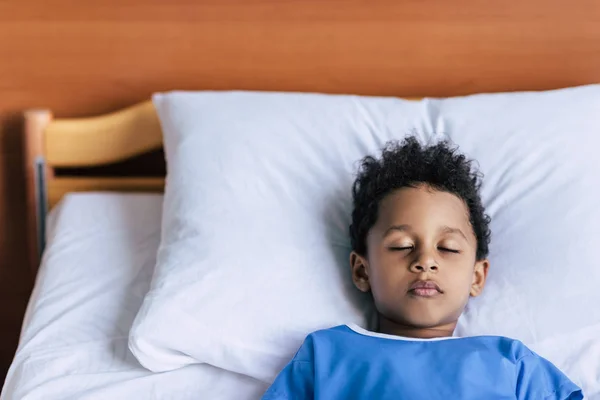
left=349, top=136, right=491, bottom=260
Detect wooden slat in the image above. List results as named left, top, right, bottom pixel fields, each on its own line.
left=45, top=101, right=162, bottom=167
left=48, top=177, right=165, bottom=209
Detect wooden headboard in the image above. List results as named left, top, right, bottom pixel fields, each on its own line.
left=23, top=101, right=165, bottom=272
left=12, top=1, right=600, bottom=277
left=24, top=102, right=164, bottom=206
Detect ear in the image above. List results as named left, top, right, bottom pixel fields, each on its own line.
left=350, top=251, right=371, bottom=293
left=470, top=259, right=489, bottom=297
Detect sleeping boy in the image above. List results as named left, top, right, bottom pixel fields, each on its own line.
left=262, top=137, right=583, bottom=399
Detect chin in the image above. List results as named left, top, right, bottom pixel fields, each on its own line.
left=399, top=311, right=447, bottom=329
left=406, top=319, right=443, bottom=329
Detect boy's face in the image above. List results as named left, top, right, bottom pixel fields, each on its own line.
left=350, top=185, right=489, bottom=335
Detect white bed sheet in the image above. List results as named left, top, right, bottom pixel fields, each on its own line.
left=1, top=193, right=267, bottom=400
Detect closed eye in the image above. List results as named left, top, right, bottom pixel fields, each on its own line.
left=389, top=246, right=413, bottom=251
left=439, top=247, right=460, bottom=254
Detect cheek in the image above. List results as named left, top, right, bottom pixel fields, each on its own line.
left=368, top=252, right=407, bottom=284
left=375, top=246, right=411, bottom=266
left=367, top=248, right=390, bottom=272
left=368, top=268, right=407, bottom=311
left=440, top=261, right=475, bottom=283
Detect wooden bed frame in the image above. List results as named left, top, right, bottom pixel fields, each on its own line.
left=23, top=102, right=165, bottom=274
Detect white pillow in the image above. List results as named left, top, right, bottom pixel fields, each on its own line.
left=130, top=87, right=600, bottom=395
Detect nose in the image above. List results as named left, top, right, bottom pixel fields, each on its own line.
left=409, top=251, right=439, bottom=273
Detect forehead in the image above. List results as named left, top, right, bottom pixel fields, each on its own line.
left=374, top=186, right=472, bottom=235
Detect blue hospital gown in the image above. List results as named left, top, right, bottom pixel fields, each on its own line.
left=262, top=324, right=583, bottom=400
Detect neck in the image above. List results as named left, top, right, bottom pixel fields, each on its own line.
left=377, top=315, right=457, bottom=339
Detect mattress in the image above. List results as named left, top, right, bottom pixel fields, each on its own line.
left=1, top=193, right=267, bottom=400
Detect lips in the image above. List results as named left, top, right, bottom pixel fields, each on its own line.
left=408, top=280, right=442, bottom=297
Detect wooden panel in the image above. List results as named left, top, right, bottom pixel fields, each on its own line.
left=2, top=1, right=600, bottom=124
left=46, top=101, right=162, bottom=167
left=48, top=177, right=165, bottom=209
left=1, top=0, right=600, bottom=386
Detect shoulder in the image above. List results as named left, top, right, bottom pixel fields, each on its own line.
left=292, top=325, right=356, bottom=362
left=304, top=324, right=358, bottom=343
left=498, top=336, right=535, bottom=362
left=510, top=341, right=583, bottom=399
left=457, top=335, right=533, bottom=362
left=460, top=337, right=582, bottom=399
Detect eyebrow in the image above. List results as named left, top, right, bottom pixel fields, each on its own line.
left=440, top=226, right=468, bottom=241
left=383, top=224, right=468, bottom=240
left=383, top=224, right=412, bottom=237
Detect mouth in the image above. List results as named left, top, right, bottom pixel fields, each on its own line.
left=408, top=280, right=443, bottom=298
